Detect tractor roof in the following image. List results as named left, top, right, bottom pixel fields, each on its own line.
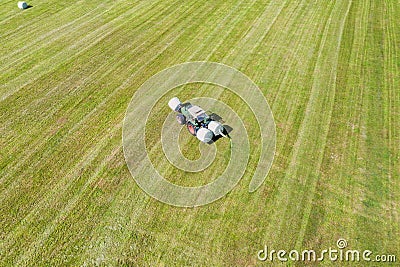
left=187, top=105, right=206, bottom=118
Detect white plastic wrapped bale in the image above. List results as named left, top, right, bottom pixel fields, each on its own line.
left=18, top=1, right=28, bottom=9
left=168, top=97, right=181, bottom=112
left=207, top=121, right=224, bottom=135
left=196, top=128, right=213, bottom=143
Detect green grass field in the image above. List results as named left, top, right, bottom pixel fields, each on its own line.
left=1, top=0, right=399, bottom=265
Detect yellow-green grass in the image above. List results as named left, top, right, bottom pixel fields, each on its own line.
left=0, top=0, right=399, bottom=265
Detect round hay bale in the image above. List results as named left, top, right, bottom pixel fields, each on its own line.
left=196, top=128, right=213, bottom=143
left=168, top=97, right=181, bottom=112
left=207, top=121, right=224, bottom=135
left=18, top=1, right=28, bottom=9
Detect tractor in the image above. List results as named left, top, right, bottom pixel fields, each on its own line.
left=168, top=97, right=227, bottom=143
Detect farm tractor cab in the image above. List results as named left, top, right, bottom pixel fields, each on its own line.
left=168, top=97, right=227, bottom=143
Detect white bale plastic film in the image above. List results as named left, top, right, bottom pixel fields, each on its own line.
left=168, top=97, right=181, bottom=111
left=208, top=121, right=224, bottom=135
left=18, top=1, right=28, bottom=9
left=196, top=128, right=214, bottom=143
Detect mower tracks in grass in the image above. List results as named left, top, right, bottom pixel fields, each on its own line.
left=294, top=0, right=353, bottom=250
left=0, top=0, right=193, bottom=218
left=0, top=0, right=183, bottom=190
left=0, top=0, right=192, bottom=252
left=308, top=0, right=377, bottom=251
left=79, top=0, right=262, bottom=263
left=0, top=0, right=83, bottom=27
left=2, top=28, right=185, bottom=267
left=1, top=0, right=399, bottom=265
left=258, top=1, right=336, bottom=245
left=260, top=0, right=352, bottom=249
left=383, top=0, right=400, bottom=246
left=352, top=0, right=398, bottom=251
left=75, top=0, right=285, bottom=263
left=0, top=2, right=110, bottom=68
left=0, top=0, right=157, bottom=102
left=1, top=0, right=230, bottom=264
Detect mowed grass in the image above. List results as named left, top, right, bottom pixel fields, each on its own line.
left=0, top=0, right=399, bottom=266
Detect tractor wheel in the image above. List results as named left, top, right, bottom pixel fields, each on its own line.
left=187, top=123, right=196, bottom=136
left=176, top=114, right=186, bottom=125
